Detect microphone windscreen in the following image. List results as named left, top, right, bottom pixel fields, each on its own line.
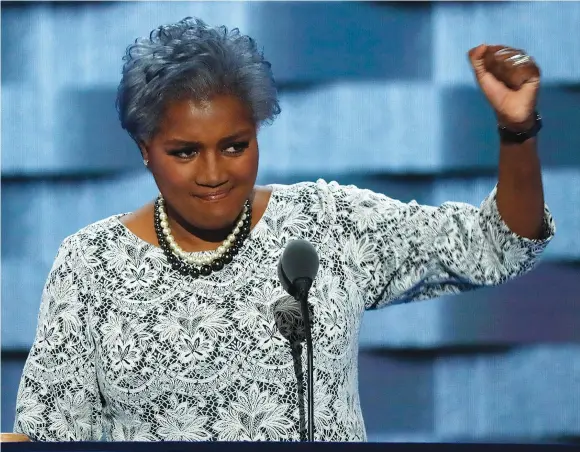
left=279, top=239, right=319, bottom=284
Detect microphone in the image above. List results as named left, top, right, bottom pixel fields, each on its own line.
left=277, top=239, right=319, bottom=442
left=277, top=239, right=319, bottom=298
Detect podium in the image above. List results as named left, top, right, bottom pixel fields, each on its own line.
left=1, top=442, right=577, bottom=452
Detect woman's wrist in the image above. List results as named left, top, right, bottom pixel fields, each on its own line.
left=496, top=110, right=537, bottom=131
left=497, top=111, right=542, bottom=144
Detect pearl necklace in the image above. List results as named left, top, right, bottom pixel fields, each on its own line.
left=154, top=195, right=252, bottom=278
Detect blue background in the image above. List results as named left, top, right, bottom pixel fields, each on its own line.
left=2, top=1, right=580, bottom=443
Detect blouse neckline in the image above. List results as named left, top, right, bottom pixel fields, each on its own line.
left=113, top=185, right=278, bottom=256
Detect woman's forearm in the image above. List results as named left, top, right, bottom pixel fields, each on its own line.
left=496, top=137, right=545, bottom=239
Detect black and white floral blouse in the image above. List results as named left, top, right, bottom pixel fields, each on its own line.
left=14, top=180, right=555, bottom=442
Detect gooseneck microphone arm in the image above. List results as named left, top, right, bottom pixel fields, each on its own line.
left=294, top=278, right=315, bottom=442
left=277, top=239, right=319, bottom=442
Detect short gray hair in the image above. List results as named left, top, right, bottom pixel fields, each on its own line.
left=116, top=17, right=281, bottom=143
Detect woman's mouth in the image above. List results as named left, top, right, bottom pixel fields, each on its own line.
left=194, top=189, right=231, bottom=202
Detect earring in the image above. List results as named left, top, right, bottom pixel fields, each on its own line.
left=143, top=159, right=149, bottom=167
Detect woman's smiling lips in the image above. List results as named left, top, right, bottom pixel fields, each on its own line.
left=193, top=188, right=231, bottom=202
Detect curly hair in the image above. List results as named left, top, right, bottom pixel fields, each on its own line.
left=116, top=17, right=281, bottom=144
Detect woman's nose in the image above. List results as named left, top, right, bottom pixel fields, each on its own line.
left=195, top=151, right=227, bottom=188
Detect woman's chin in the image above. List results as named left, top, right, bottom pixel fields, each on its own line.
left=191, top=199, right=247, bottom=228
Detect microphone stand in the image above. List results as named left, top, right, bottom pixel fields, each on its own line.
left=294, top=278, right=314, bottom=442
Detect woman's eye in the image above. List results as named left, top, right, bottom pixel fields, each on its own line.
left=224, top=141, right=250, bottom=155
left=170, top=148, right=198, bottom=159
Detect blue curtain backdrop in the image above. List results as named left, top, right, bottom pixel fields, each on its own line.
left=2, top=1, right=579, bottom=442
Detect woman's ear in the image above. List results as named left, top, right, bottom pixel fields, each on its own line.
left=139, top=141, right=150, bottom=167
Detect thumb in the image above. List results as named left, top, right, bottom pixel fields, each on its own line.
left=468, top=44, right=489, bottom=83
left=467, top=43, right=508, bottom=107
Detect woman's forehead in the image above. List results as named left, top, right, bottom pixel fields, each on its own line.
left=155, top=96, right=255, bottom=141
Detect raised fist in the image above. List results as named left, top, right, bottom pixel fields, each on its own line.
left=469, top=44, right=540, bottom=130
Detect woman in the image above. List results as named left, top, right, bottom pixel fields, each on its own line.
left=14, top=18, right=554, bottom=441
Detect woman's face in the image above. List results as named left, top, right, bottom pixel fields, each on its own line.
left=140, top=94, right=259, bottom=232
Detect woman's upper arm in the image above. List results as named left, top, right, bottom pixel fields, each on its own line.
left=327, top=182, right=554, bottom=310
left=13, top=236, right=103, bottom=441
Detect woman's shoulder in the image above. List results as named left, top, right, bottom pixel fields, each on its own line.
left=43, top=213, right=136, bottom=278
left=263, top=179, right=369, bottom=228
left=269, top=178, right=391, bottom=208
left=268, top=178, right=354, bottom=200
left=58, top=212, right=136, bottom=253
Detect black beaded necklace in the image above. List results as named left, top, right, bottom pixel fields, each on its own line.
left=154, top=196, right=253, bottom=278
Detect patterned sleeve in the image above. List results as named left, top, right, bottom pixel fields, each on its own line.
left=320, top=180, right=555, bottom=310
left=13, top=236, right=103, bottom=441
